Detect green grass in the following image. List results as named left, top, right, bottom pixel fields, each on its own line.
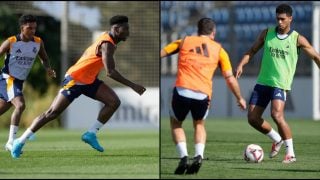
left=0, top=129, right=159, bottom=179
left=161, top=118, right=320, bottom=179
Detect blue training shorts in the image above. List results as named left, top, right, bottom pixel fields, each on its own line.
left=249, top=84, right=286, bottom=108
left=0, top=73, right=24, bottom=102
left=60, top=75, right=103, bottom=102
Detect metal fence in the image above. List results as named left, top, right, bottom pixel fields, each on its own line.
left=1, top=1, right=159, bottom=87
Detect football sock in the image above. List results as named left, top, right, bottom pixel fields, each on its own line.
left=284, top=138, right=295, bottom=157
left=266, top=128, right=282, bottom=143
left=19, top=128, right=34, bottom=144
left=88, top=120, right=104, bottom=134
left=194, top=143, right=205, bottom=159
left=8, top=125, right=19, bottom=143
left=176, top=142, right=188, bottom=158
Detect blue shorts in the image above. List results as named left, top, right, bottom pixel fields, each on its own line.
left=0, top=73, right=24, bottom=102
left=60, top=75, right=103, bottom=102
left=249, top=84, right=286, bottom=108
left=170, top=87, right=209, bottom=121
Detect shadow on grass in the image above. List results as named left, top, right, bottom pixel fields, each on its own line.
left=98, top=153, right=158, bottom=158
left=233, top=167, right=320, bottom=173
left=0, top=171, right=110, bottom=175
left=206, top=139, right=320, bottom=146
left=161, top=157, right=209, bottom=160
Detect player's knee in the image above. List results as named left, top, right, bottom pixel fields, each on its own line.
left=271, top=111, right=283, bottom=121
left=247, top=113, right=259, bottom=126
left=193, top=119, right=205, bottom=127
left=171, top=119, right=183, bottom=129
left=110, top=97, right=121, bottom=110
left=247, top=114, right=256, bottom=124
left=15, top=103, right=25, bottom=112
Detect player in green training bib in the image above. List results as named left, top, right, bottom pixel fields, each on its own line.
left=236, top=4, right=320, bottom=164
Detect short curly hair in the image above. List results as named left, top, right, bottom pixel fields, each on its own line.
left=276, top=4, right=293, bottom=16
left=197, top=18, right=216, bottom=35
left=110, top=15, right=128, bottom=26
left=19, top=14, right=37, bottom=26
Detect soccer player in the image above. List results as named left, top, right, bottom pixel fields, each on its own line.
left=236, top=4, right=320, bottom=163
left=161, top=18, right=247, bottom=174
left=0, top=14, right=56, bottom=152
left=11, top=15, right=146, bottom=158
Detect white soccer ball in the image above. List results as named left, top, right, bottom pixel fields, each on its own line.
left=243, top=144, right=264, bottom=163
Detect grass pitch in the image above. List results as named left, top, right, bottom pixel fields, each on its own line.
left=0, top=129, right=159, bottom=179
left=161, top=118, right=320, bottom=179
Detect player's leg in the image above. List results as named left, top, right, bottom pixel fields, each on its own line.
left=0, top=98, right=13, bottom=151
left=11, top=76, right=78, bottom=159
left=192, top=119, right=206, bottom=158
left=185, top=119, right=204, bottom=175
left=81, top=81, right=120, bottom=152
left=0, top=99, right=12, bottom=115
left=248, top=84, right=283, bottom=158
left=170, top=117, right=188, bottom=154
left=248, top=85, right=270, bottom=132
left=185, top=98, right=209, bottom=174
left=29, top=93, right=71, bottom=132
left=270, top=89, right=295, bottom=163
left=247, top=105, right=270, bottom=133
left=11, top=92, right=71, bottom=158
left=2, top=77, right=25, bottom=151
left=0, top=77, right=12, bottom=116
left=170, top=87, right=190, bottom=174
left=10, top=96, right=25, bottom=127
left=171, top=117, right=189, bottom=175
left=5, top=96, right=25, bottom=151
left=93, top=82, right=121, bottom=124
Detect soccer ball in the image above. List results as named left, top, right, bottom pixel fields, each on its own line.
left=243, top=144, right=264, bottom=163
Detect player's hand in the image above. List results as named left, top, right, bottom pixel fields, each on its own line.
left=131, top=84, right=146, bottom=95
left=237, top=97, right=247, bottom=110
left=47, top=68, right=56, bottom=78
left=235, top=65, right=243, bottom=79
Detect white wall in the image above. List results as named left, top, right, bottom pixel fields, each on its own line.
left=161, top=77, right=314, bottom=119
left=63, top=87, right=159, bottom=129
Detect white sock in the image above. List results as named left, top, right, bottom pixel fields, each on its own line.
left=176, top=142, right=188, bottom=158
left=284, top=139, right=295, bottom=157
left=8, top=125, right=19, bottom=143
left=19, top=128, right=34, bottom=144
left=266, top=128, right=282, bottom=143
left=88, top=120, right=104, bottom=134
left=194, top=143, right=205, bottom=158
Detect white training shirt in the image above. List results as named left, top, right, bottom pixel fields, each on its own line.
left=2, top=35, right=41, bottom=80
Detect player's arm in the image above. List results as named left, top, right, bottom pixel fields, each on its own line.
left=220, top=48, right=247, bottom=110
left=0, top=39, right=10, bottom=57
left=38, top=40, right=56, bottom=78
left=235, top=29, right=267, bottom=78
left=297, top=34, right=320, bottom=69
left=101, top=41, right=146, bottom=95
left=160, top=39, right=182, bottom=58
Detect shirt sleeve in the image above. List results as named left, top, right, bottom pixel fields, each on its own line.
left=163, top=39, right=182, bottom=55
left=219, top=47, right=232, bottom=72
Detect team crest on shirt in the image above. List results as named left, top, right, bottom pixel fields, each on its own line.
left=33, top=47, right=37, bottom=53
